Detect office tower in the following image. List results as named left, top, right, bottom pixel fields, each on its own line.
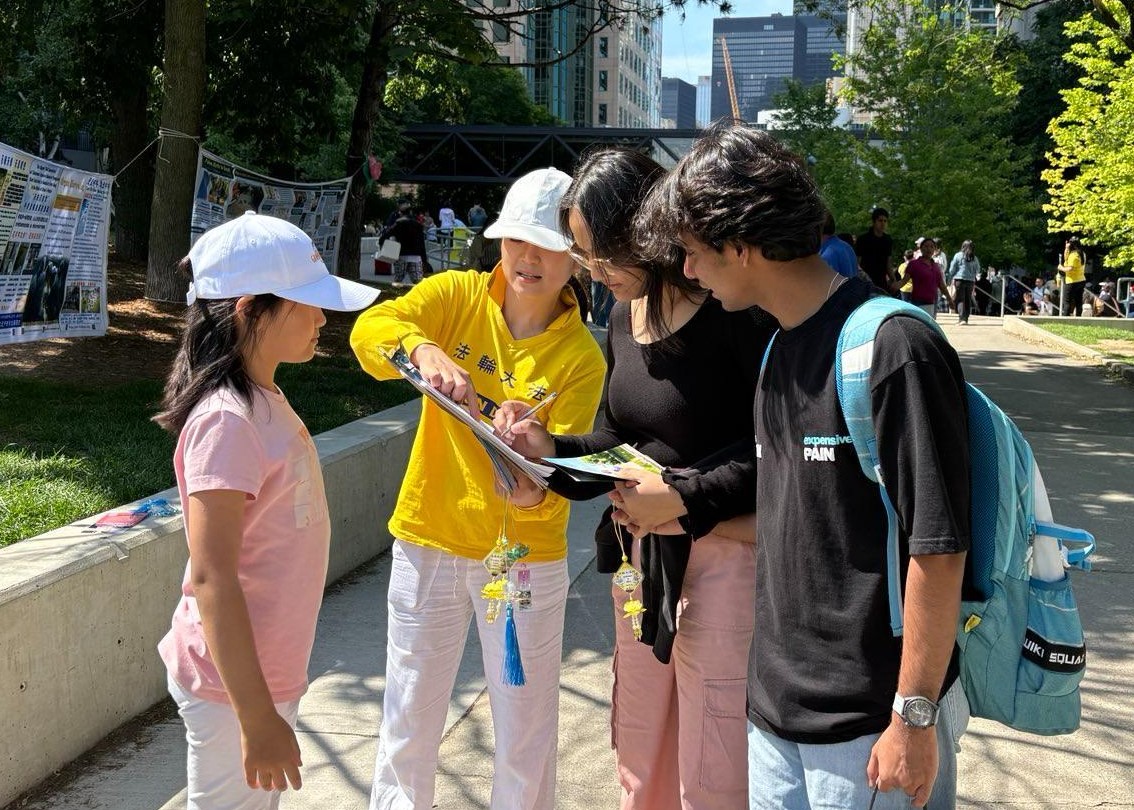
left=489, top=2, right=595, bottom=126
left=710, top=14, right=845, bottom=122
left=592, top=11, right=663, bottom=127
left=661, top=77, right=697, bottom=128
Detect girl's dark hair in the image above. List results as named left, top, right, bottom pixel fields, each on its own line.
left=635, top=121, right=825, bottom=264
left=153, top=257, right=285, bottom=435
left=1067, top=237, right=1084, bottom=262
left=961, top=239, right=975, bottom=260
left=560, top=147, right=701, bottom=339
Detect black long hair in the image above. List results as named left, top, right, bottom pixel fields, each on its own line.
left=1066, top=237, right=1085, bottom=264
left=560, top=147, right=702, bottom=340
left=153, top=257, right=285, bottom=435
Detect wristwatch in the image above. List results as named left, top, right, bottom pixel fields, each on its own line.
left=892, top=694, right=939, bottom=728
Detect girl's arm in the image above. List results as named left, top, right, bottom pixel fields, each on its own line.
left=186, top=489, right=303, bottom=793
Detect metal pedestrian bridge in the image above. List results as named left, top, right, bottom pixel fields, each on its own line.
left=390, top=124, right=702, bottom=185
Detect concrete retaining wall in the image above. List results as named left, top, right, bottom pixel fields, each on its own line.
left=0, top=401, right=419, bottom=807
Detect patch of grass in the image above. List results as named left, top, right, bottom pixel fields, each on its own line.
left=0, top=363, right=415, bottom=547
left=1036, top=323, right=1134, bottom=360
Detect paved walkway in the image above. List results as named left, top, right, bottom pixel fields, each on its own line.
left=9, top=314, right=1133, bottom=810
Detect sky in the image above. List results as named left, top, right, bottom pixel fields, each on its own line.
left=660, top=0, right=791, bottom=85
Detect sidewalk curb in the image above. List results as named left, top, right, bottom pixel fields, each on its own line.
left=1002, top=316, right=1134, bottom=383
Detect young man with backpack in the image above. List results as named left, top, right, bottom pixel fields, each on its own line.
left=614, top=122, right=972, bottom=809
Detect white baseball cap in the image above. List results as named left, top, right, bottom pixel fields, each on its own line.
left=484, top=167, right=573, bottom=252
left=186, top=212, right=380, bottom=311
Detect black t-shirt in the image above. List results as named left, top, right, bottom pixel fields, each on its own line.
left=554, top=296, right=773, bottom=662
left=749, top=277, right=970, bottom=743
left=856, top=230, right=894, bottom=290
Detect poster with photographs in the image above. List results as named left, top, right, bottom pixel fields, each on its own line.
left=190, top=149, right=351, bottom=274
left=0, top=140, right=111, bottom=345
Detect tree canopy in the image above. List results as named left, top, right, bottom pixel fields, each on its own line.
left=1044, top=3, right=1134, bottom=269
left=840, top=0, right=1035, bottom=265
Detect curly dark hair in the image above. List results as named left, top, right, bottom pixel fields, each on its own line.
left=635, top=122, right=826, bottom=263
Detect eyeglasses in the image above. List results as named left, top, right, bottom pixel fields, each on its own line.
left=567, top=244, right=615, bottom=277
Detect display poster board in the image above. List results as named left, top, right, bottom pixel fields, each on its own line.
left=191, top=149, right=351, bottom=273
left=0, top=141, right=112, bottom=345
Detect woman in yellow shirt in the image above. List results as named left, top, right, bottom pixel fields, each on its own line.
left=351, top=169, right=606, bottom=810
left=1058, top=236, right=1087, bottom=316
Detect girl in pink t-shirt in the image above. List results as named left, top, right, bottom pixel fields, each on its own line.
left=154, top=213, right=378, bottom=809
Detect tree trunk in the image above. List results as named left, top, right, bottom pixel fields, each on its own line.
left=109, top=84, right=154, bottom=263
left=339, top=2, right=397, bottom=281
left=145, top=0, right=206, bottom=302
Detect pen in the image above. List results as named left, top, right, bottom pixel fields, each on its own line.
left=504, top=391, right=558, bottom=435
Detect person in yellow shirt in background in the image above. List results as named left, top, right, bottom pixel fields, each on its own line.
left=898, top=248, right=916, bottom=303
left=1058, top=236, right=1087, bottom=316
left=350, top=167, right=605, bottom=810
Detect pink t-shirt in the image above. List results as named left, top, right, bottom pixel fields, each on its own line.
left=906, top=257, right=940, bottom=305
left=158, top=385, right=330, bottom=704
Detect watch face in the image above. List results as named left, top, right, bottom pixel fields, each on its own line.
left=906, top=698, right=936, bottom=727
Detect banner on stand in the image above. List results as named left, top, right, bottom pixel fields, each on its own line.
left=191, top=149, right=351, bottom=274
left=0, top=141, right=112, bottom=345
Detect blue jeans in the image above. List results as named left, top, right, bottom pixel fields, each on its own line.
left=748, top=680, right=969, bottom=810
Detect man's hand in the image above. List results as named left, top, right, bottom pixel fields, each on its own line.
left=411, top=343, right=479, bottom=418
left=493, top=400, right=555, bottom=458
left=867, top=720, right=938, bottom=808
left=610, top=472, right=687, bottom=534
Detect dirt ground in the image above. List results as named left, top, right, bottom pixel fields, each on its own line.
left=0, top=259, right=365, bottom=385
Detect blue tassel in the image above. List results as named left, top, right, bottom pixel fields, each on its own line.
left=502, top=602, right=526, bottom=686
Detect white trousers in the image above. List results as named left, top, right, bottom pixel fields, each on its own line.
left=168, top=674, right=301, bottom=810
left=371, top=539, right=569, bottom=810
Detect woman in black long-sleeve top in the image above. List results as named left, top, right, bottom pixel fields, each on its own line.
left=495, top=148, right=774, bottom=810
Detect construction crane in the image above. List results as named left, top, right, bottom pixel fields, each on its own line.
left=719, top=36, right=741, bottom=121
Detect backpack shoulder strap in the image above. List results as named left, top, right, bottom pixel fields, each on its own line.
left=835, top=296, right=942, bottom=637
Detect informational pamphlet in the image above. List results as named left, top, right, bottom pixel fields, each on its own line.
left=542, top=444, right=664, bottom=483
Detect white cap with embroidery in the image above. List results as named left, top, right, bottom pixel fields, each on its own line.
left=186, top=212, right=379, bottom=311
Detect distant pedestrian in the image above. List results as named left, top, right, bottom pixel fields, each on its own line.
left=1058, top=237, right=1087, bottom=316
left=855, top=207, right=895, bottom=293
left=438, top=202, right=456, bottom=231
left=897, top=249, right=916, bottom=303
left=155, top=213, right=378, bottom=810
left=382, top=209, right=427, bottom=287
left=949, top=240, right=981, bottom=324
left=468, top=202, right=488, bottom=230
left=975, top=270, right=994, bottom=316
left=897, top=237, right=953, bottom=318
left=819, top=211, right=859, bottom=278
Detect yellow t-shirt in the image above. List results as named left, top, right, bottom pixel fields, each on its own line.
left=898, top=261, right=913, bottom=293
left=1062, top=250, right=1086, bottom=284
left=351, top=266, right=606, bottom=562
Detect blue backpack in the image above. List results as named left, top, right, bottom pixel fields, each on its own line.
left=833, top=297, right=1094, bottom=735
